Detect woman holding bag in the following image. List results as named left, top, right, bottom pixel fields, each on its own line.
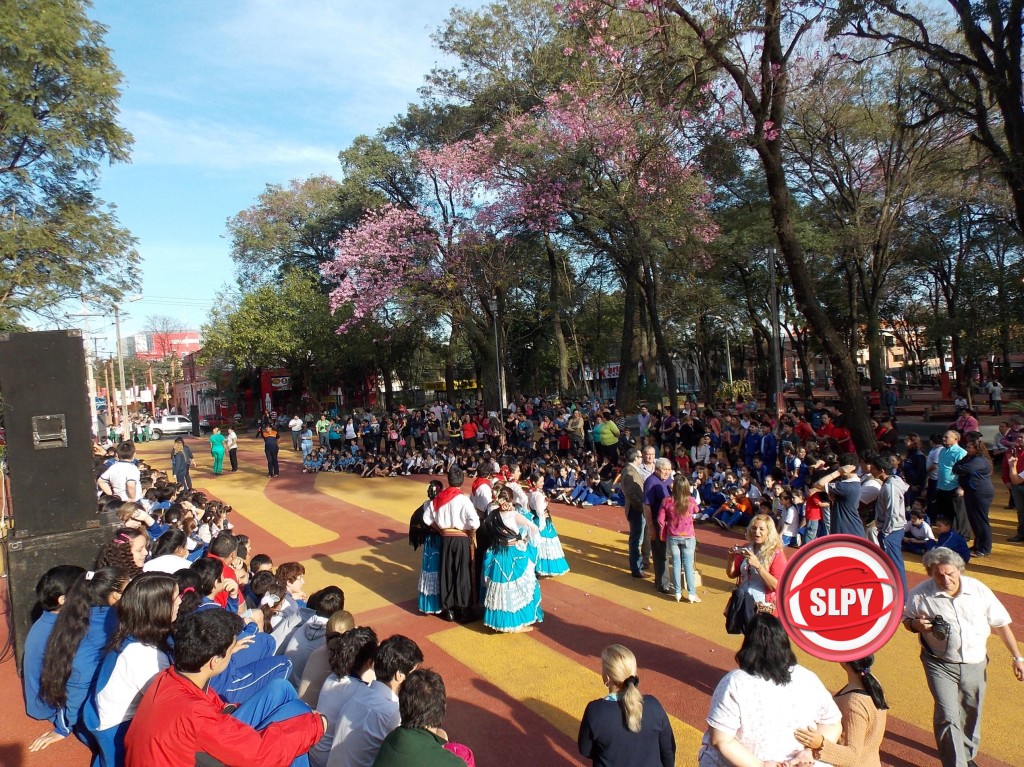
left=724, top=514, right=787, bottom=634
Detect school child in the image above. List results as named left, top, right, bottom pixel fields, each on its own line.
left=902, top=506, right=938, bottom=554
left=924, top=515, right=971, bottom=564
left=779, top=490, right=801, bottom=547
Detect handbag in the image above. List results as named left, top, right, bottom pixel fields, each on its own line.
left=724, top=588, right=756, bottom=635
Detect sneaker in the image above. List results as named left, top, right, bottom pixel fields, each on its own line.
left=582, top=502, right=593, bottom=507
left=714, top=517, right=729, bottom=530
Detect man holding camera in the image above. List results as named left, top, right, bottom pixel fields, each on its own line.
left=903, top=547, right=1024, bottom=767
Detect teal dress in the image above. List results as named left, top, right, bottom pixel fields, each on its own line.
left=482, top=512, right=543, bottom=633
left=209, top=432, right=226, bottom=475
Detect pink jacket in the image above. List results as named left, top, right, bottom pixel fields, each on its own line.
left=657, top=496, right=696, bottom=539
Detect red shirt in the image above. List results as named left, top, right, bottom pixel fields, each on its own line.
left=804, top=493, right=823, bottom=522
left=206, top=554, right=238, bottom=608
left=461, top=421, right=478, bottom=440
left=126, top=667, right=323, bottom=767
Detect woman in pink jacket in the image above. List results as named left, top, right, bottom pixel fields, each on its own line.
left=657, top=476, right=700, bottom=603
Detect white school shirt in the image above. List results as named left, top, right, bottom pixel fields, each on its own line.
left=310, top=674, right=369, bottom=767
left=327, top=679, right=400, bottom=767
left=99, top=460, right=142, bottom=502
left=96, top=642, right=171, bottom=730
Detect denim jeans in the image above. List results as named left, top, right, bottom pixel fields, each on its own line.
left=803, top=519, right=819, bottom=543
left=880, top=528, right=909, bottom=605
left=627, top=506, right=645, bottom=576
left=666, top=535, right=697, bottom=597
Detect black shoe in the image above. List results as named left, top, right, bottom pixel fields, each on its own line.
left=1008, top=535, right=1024, bottom=542
left=439, top=609, right=455, bottom=622
left=970, top=549, right=989, bottom=558
left=657, top=586, right=674, bottom=594
left=631, top=571, right=646, bottom=578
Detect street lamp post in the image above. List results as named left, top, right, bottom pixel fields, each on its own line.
left=114, top=305, right=130, bottom=440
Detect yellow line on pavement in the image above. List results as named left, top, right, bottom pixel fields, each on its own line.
left=431, top=626, right=705, bottom=760
left=134, top=442, right=336, bottom=547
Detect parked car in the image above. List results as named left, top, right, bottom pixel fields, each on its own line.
left=149, top=415, right=193, bottom=439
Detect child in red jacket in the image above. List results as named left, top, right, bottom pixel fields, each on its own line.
left=126, top=608, right=324, bottom=767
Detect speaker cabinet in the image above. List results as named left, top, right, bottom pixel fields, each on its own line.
left=3, top=527, right=114, bottom=670
left=0, top=329, right=99, bottom=537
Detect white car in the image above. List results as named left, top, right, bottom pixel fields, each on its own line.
left=150, top=415, right=193, bottom=439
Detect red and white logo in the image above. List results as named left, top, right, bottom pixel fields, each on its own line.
left=777, top=535, right=904, bottom=662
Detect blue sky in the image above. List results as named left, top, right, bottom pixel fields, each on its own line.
left=81, top=0, right=481, bottom=350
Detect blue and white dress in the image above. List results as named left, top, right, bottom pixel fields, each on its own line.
left=418, top=532, right=442, bottom=614
left=483, top=510, right=543, bottom=633
left=529, top=489, right=570, bottom=577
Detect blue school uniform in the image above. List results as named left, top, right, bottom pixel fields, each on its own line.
left=925, top=530, right=972, bottom=565
left=22, top=611, right=58, bottom=721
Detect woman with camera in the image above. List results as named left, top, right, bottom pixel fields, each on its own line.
left=725, top=514, right=788, bottom=607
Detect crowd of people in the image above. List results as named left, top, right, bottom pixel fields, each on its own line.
left=21, top=442, right=477, bottom=767
left=22, top=389, right=1024, bottom=767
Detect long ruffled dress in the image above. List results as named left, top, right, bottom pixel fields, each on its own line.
left=418, top=532, right=442, bottom=614
left=483, top=511, right=543, bottom=633
left=529, top=489, right=570, bottom=577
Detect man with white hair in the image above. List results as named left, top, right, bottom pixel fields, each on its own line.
left=643, top=458, right=674, bottom=593
left=903, top=547, right=1024, bottom=767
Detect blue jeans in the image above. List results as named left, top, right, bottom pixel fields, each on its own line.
left=880, top=528, right=909, bottom=604
left=627, top=507, right=645, bottom=576
left=666, top=536, right=697, bottom=597
left=232, top=679, right=314, bottom=767
left=803, top=519, right=819, bottom=543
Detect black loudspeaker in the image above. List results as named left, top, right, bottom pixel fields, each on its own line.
left=189, top=404, right=200, bottom=436
left=3, top=527, right=114, bottom=670
left=0, top=329, right=99, bottom=537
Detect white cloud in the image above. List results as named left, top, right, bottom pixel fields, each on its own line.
left=124, top=110, right=341, bottom=174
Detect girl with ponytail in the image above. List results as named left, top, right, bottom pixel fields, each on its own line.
left=31, top=567, right=122, bottom=751
left=795, top=655, right=889, bottom=767
left=578, top=644, right=675, bottom=766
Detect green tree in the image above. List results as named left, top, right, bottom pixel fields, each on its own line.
left=0, top=0, right=137, bottom=323
left=225, top=175, right=367, bottom=286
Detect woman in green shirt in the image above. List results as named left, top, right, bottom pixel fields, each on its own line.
left=208, top=427, right=226, bottom=475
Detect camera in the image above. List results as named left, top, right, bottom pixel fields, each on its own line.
left=931, top=614, right=949, bottom=641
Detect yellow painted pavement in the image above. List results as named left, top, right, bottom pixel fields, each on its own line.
left=135, top=441, right=337, bottom=547
left=129, top=447, right=1024, bottom=765
left=431, top=626, right=706, bottom=759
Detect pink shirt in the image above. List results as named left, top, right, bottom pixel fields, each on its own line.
left=657, top=496, right=696, bottom=539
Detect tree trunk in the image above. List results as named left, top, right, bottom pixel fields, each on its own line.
left=616, top=265, right=640, bottom=413
left=759, top=144, right=876, bottom=452
left=638, top=252, right=678, bottom=405
left=545, top=235, right=570, bottom=394
left=444, top=325, right=456, bottom=405
left=866, top=309, right=885, bottom=390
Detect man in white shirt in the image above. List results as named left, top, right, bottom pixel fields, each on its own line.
left=310, top=626, right=376, bottom=767
left=97, top=441, right=142, bottom=502
left=422, top=467, right=480, bottom=622
left=289, top=415, right=304, bottom=451
left=469, top=466, right=494, bottom=514
left=326, top=635, right=422, bottom=767
left=903, top=547, right=1024, bottom=767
